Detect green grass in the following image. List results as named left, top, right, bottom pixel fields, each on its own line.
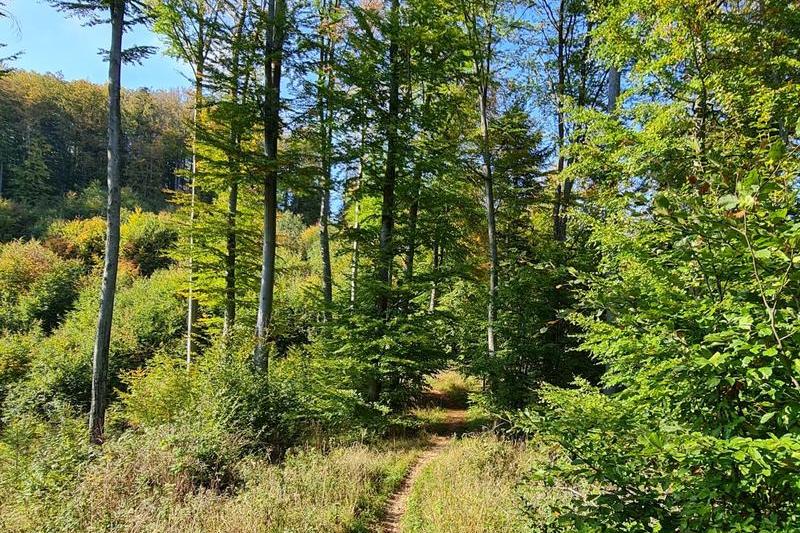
left=401, top=434, right=581, bottom=533
left=424, top=370, right=482, bottom=408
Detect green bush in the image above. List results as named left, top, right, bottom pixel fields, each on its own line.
left=5, top=269, right=186, bottom=416
left=44, top=217, right=106, bottom=266
left=0, top=406, right=88, bottom=531
left=0, top=332, right=39, bottom=405
left=121, top=210, right=177, bottom=276
left=119, top=330, right=380, bottom=453
left=0, top=241, right=83, bottom=333
left=525, top=180, right=800, bottom=531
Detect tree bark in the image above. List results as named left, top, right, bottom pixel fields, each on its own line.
left=477, top=63, right=497, bottom=360
left=318, top=0, right=337, bottom=307
left=349, top=156, right=362, bottom=308
left=607, top=66, right=620, bottom=112
left=89, top=0, right=124, bottom=445
left=186, top=70, right=202, bottom=366
left=404, top=166, right=421, bottom=283
left=369, top=0, right=400, bottom=402
left=255, top=0, right=284, bottom=372
left=429, top=239, right=441, bottom=312
left=224, top=2, right=249, bottom=336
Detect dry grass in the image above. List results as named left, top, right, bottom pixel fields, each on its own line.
left=74, top=439, right=422, bottom=533
left=0, top=422, right=426, bottom=533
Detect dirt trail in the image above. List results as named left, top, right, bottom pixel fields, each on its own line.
left=380, top=407, right=467, bottom=533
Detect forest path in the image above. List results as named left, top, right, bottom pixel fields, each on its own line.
left=380, top=404, right=468, bottom=533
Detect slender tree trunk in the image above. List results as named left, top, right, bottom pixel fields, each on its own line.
left=404, top=166, right=421, bottom=283
left=553, top=0, right=567, bottom=241
left=429, top=239, right=441, bottom=312
left=319, top=174, right=333, bottom=303
left=607, top=66, right=620, bottom=112
left=478, top=75, right=498, bottom=360
left=349, top=159, right=362, bottom=308
left=318, top=1, right=337, bottom=307
left=318, top=55, right=333, bottom=306
left=224, top=181, right=238, bottom=333
left=186, top=69, right=203, bottom=366
left=0, top=160, right=4, bottom=199
left=89, top=0, right=124, bottom=445
left=224, top=1, right=249, bottom=336
left=255, top=0, right=284, bottom=372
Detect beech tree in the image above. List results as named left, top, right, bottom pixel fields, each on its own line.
left=48, top=0, right=154, bottom=444
left=254, top=0, right=287, bottom=372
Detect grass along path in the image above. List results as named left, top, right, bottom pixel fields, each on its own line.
left=380, top=407, right=468, bottom=533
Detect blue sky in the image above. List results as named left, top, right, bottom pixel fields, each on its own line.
left=4, top=0, right=191, bottom=90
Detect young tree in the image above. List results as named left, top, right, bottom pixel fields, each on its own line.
left=150, top=0, right=224, bottom=363
left=460, top=0, right=502, bottom=361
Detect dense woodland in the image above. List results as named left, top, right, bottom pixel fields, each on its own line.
left=0, top=0, right=799, bottom=531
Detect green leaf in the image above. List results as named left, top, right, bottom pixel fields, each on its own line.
left=768, top=139, right=786, bottom=163
left=718, top=194, right=738, bottom=210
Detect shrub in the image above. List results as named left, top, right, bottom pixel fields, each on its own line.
left=0, top=406, right=88, bottom=532
left=44, top=217, right=106, bottom=266
left=0, top=199, right=34, bottom=242
left=0, top=241, right=83, bottom=333
left=5, top=269, right=186, bottom=415
left=0, top=332, right=39, bottom=405
left=121, top=210, right=177, bottom=276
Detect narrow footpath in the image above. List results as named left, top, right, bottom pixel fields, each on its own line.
left=380, top=406, right=468, bottom=533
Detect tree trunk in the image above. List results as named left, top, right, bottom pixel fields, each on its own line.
left=224, top=1, right=249, bottom=336
left=255, top=0, right=284, bottom=373
left=186, top=68, right=203, bottom=366
left=607, top=66, right=620, bottom=112
left=404, top=167, right=421, bottom=283
left=318, top=64, right=333, bottom=307
left=0, top=160, right=4, bottom=199
left=553, top=0, right=567, bottom=241
left=478, top=75, right=497, bottom=360
left=369, top=0, right=400, bottom=402
left=349, top=159, right=362, bottom=308
left=224, top=181, right=238, bottom=333
left=318, top=3, right=336, bottom=306
left=89, top=0, right=124, bottom=445
left=429, top=239, right=441, bottom=312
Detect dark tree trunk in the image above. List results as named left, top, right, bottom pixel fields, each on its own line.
left=89, top=0, right=124, bottom=445
left=370, top=0, right=401, bottom=402
left=607, top=66, right=620, bottom=112
left=404, top=167, right=421, bottom=283
left=318, top=1, right=337, bottom=307
left=224, top=1, right=249, bottom=336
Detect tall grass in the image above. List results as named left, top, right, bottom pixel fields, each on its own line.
left=402, top=434, right=578, bottom=533
left=0, top=421, right=424, bottom=533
